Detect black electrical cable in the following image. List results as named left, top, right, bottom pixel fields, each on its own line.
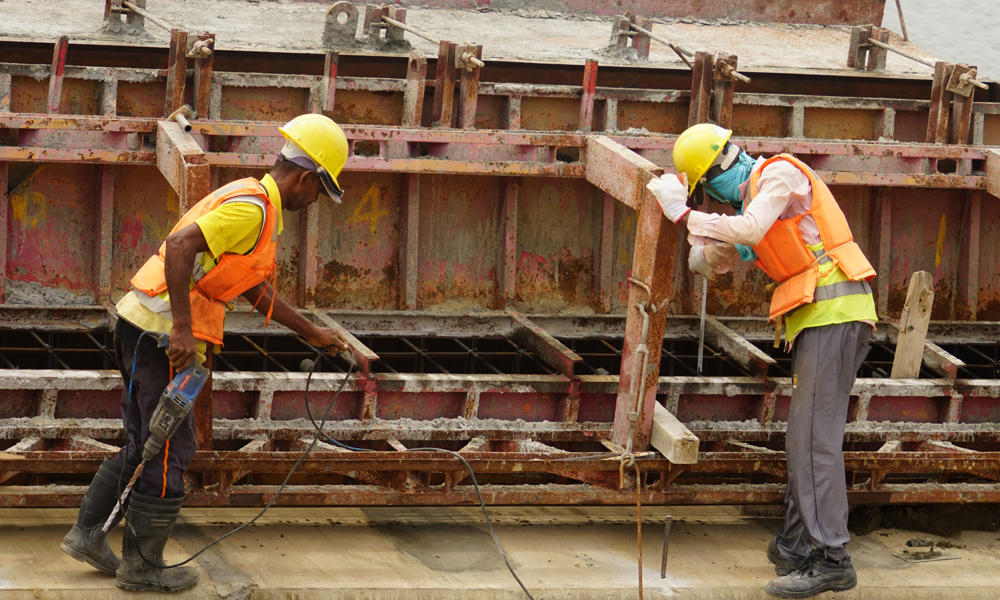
left=132, top=346, right=612, bottom=598
left=141, top=352, right=355, bottom=569
left=298, top=357, right=537, bottom=600
left=115, top=330, right=153, bottom=519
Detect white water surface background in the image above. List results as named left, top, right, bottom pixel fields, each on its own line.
left=882, top=1, right=1000, bottom=81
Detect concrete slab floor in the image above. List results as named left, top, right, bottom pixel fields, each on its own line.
left=1, top=505, right=999, bottom=599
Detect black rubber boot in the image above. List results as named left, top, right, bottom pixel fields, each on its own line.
left=60, top=458, right=135, bottom=575
left=115, top=492, right=200, bottom=593
left=765, top=550, right=857, bottom=599
left=767, top=536, right=807, bottom=577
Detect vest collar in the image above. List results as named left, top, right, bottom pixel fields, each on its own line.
left=738, top=155, right=766, bottom=201
left=260, top=174, right=284, bottom=236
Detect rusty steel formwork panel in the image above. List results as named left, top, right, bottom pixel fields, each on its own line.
left=0, top=26, right=998, bottom=507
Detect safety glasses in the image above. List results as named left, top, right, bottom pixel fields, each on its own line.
left=316, top=167, right=345, bottom=203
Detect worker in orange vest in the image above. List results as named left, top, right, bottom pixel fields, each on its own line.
left=61, top=114, right=351, bottom=593
left=648, top=124, right=877, bottom=599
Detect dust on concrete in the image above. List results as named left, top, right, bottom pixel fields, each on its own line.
left=850, top=504, right=1000, bottom=537
left=0, top=0, right=939, bottom=74
left=372, top=522, right=506, bottom=573
left=5, top=281, right=96, bottom=306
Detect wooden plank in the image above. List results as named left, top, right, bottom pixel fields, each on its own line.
left=891, top=271, right=934, bottom=379
left=704, top=316, right=775, bottom=378
left=922, top=341, right=964, bottom=380
left=314, top=312, right=380, bottom=378
left=584, top=135, right=661, bottom=211
left=508, top=311, right=581, bottom=378
left=651, top=402, right=698, bottom=465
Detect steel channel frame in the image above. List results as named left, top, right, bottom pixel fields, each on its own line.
left=2, top=43, right=1000, bottom=505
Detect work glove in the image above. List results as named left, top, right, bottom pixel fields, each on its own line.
left=688, top=245, right=714, bottom=280
left=646, top=173, right=691, bottom=223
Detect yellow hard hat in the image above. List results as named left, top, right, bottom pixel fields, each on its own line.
left=672, top=123, right=733, bottom=197
left=279, top=114, right=349, bottom=199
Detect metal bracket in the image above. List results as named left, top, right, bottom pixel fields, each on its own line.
left=185, top=36, right=214, bottom=59
left=454, top=44, right=486, bottom=72
left=946, top=63, right=979, bottom=97
left=323, top=1, right=362, bottom=48
left=610, top=12, right=653, bottom=60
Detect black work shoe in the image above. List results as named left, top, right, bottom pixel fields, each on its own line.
left=767, top=536, right=806, bottom=577
left=61, top=458, right=135, bottom=575
left=116, top=492, right=200, bottom=593
left=765, top=550, right=857, bottom=599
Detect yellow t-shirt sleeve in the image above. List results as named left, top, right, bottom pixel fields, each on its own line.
left=194, top=201, right=266, bottom=259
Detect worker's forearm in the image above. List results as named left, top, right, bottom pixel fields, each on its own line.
left=242, top=283, right=318, bottom=337
left=164, top=238, right=197, bottom=330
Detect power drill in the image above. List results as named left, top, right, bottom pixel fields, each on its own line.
left=142, top=333, right=210, bottom=462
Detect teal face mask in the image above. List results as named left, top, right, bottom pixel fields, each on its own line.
left=703, top=149, right=754, bottom=208
left=704, top=148, right=757, bottom=262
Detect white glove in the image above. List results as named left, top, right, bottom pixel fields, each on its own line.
left=688, top=245, right=714, bottom=280
left=646, top=173, right=691, bottom=223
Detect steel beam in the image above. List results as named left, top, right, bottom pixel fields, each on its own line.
left=156, top=120, right=210, bottom=212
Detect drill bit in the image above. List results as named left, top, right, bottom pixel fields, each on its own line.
left=101, top=460, right=146, bottom=533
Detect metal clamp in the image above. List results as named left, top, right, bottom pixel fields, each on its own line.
left=714, top=57, right=751, bottom=84
left=186, top=38, right=213, bottom=58
left=455, top=45, right=486, bottom=72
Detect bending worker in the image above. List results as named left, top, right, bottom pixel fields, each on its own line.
left=61, top=114, right=351, bottom=593
left=647, top=124, right=876, bottom=600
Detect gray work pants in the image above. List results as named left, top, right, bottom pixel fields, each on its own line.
left=776, top=321, right=871, bottom=563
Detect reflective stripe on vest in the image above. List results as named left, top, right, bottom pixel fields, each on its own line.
left=811, top=279, right=872, bottom=303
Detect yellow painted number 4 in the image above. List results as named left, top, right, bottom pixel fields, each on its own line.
left=347, top=183, right=389, bottom=240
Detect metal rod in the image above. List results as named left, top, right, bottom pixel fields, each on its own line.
left=660, top=514, right=672, bottom=578
left=240, top=335, right=290, bottom=373
left=381, top=15, right=440, bottom=45
left=895, top=0, right=909, bottom=42
left=399, top=337, right=451, bottom=375
left=866, top=37, right=988, bottom=89
left=28, top=331, right=71, bottom=370
left=627, top=23, right=695, bottom=68
left=121, top=1, right=177, bottom=33
left=452, top=339, right=504, bottom=376
left=697, top=276, right=708, bottom=375
left=503, top=339, right=555, bottom=375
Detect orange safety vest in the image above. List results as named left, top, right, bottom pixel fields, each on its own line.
left=747, top=155, right=876, bottom=321
left=131, top=178, right=279, bottom=345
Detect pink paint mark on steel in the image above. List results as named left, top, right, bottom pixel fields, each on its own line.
left=117, top=217, right=144, bottom=251
left=518, top=251, right=547, bottom=270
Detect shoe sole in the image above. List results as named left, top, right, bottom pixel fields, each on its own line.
left=767, top=548, right=799, bottom=577
left=115, top=576, right=200, bottom=593
left=765, top=573, right=858, bottom=599
left=60, top=541, right=118, bottom=576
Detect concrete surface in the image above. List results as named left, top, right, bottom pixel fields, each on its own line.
left=1, top=505, right=999, bottom=599
left=0, top=0, right=938, bottom=75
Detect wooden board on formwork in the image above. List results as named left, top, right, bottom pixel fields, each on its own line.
left=651, top=401, right=699, bottom=464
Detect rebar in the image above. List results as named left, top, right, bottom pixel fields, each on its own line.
left=866, top=37, right=988, bottom=90
left=121, top=1, right=177, bottom=33
left=627, top=23, right=694, bottom=68
left=895, top=0, right=909, bottom=41
left=381, top=15, right=439, bottom=45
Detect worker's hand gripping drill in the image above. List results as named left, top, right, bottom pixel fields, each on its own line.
left=101, top=333, right=209, bottom=533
